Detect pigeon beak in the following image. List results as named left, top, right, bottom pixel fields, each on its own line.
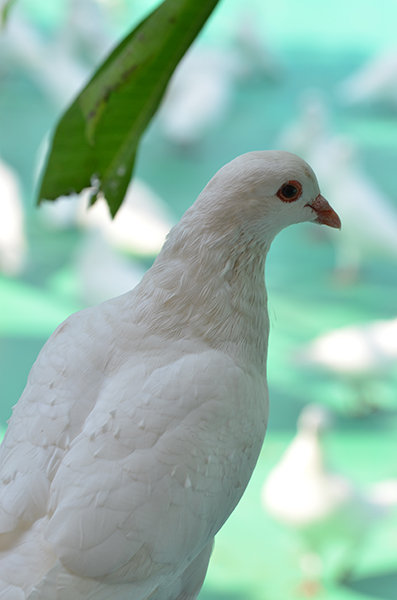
left=306, top=194, right=341, bottom=229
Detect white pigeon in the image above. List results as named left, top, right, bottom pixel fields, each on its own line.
left=262, top=404, right=397, bottom=588
left=0, top=151, right=340, bottom=599
left=0, top=159, right=27, bottom=276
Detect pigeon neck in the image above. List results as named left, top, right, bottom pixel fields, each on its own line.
left=135, top=222, right=271, bottom=371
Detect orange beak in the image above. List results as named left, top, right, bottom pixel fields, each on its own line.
left=306, top=194, right=341, bottom=229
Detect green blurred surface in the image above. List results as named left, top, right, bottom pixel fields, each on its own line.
left=1, top=0, right=397, bottom=598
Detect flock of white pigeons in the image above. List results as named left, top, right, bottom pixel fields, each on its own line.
left=1, top=1, right=397, bottom=598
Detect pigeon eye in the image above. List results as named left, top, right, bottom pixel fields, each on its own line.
left=277, top=180, right=302, bottom=203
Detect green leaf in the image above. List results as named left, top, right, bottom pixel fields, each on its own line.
left=38, top=0, right=219, bottom=217
left=1, top=0, right=16, bottom=26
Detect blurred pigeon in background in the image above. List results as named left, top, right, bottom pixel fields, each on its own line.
left=279, top=94, right=397, bottom=280
left=75, top=232, right=146, bottom=305
left=262, top=404, right=397, bottom=593
left=231, top=8, right=282, bottom=81
left=41, top=178, right=175, bottom=258
left=77, top=179, right=175, bottom=257
left=0, top=1, right=114, bottom=109
left=0, top=14, right=90, bottom=109
left=295, top=317, right=397, bottom=414
left=278, top=91, right=330, bottom=158
left=157, top=46, right=241, bottom=149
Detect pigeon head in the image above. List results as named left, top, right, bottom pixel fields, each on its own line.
left=187, top=150, right=341, bottom=244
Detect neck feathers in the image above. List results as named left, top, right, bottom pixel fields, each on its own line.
left=133, top=202, right=271, bottom=371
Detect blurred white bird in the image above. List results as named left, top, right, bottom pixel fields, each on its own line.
left=75, top=232, right=146, bottom=305
left=0, top=159, right=27, bottom=276
left=309, top=136, right=397, bottom=279
left=338, top=47, right=397, bottom=109
left=158, top=23, right=282, bottom=151
left=0, top=14, right=89, bottom=108
left=296, top=317, right=397, bottom=413
left=60, top=0, right=115, bottom=66
left=297, top=317, right=397, bottom=376
left=77, top=179, right=175, bottom=257
left=262, top=404, right=397, bottom=591
left=279, top=96, right=397, bottom=280
left=0, top=151, right=340, bottom=598
left=1, top=1, right=116, bottom=110
left=278, top=91, right=330, bottom=158
left=40, top=178, right=175, bottom=258
left=157, top=45, right=243, bottom=148
left=231, top=9, right=282, bottom=81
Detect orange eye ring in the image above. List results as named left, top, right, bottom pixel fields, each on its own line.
left=277, top=180, right=302, bottom=203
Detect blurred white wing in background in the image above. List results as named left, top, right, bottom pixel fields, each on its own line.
left=157, top=46, right=243, bottom=148
left=295, top=317, right=397, bottom=414
left=77, top=179, right=175, bottom=256
left=75, top=232, right=146, bottom=305
left=0, top=160, right=27, bottom=276
left=40, top=178, right=174, bottom=258
left=0, top=15, right=89, bottom=108
left=0, top=1, right=114, bottom=109
left=297, top=317, right=397, bottom=377
left=230, top=8, right=282, bottom=80
left=61, top=0, right=115, bottom=65
left=338, top=47, right=397, bottom=109
left=157, top=24, right=282, bottom=151
left=278, top=91, right=330, bottom=158
left=309, top=136, right=397, bottom=273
